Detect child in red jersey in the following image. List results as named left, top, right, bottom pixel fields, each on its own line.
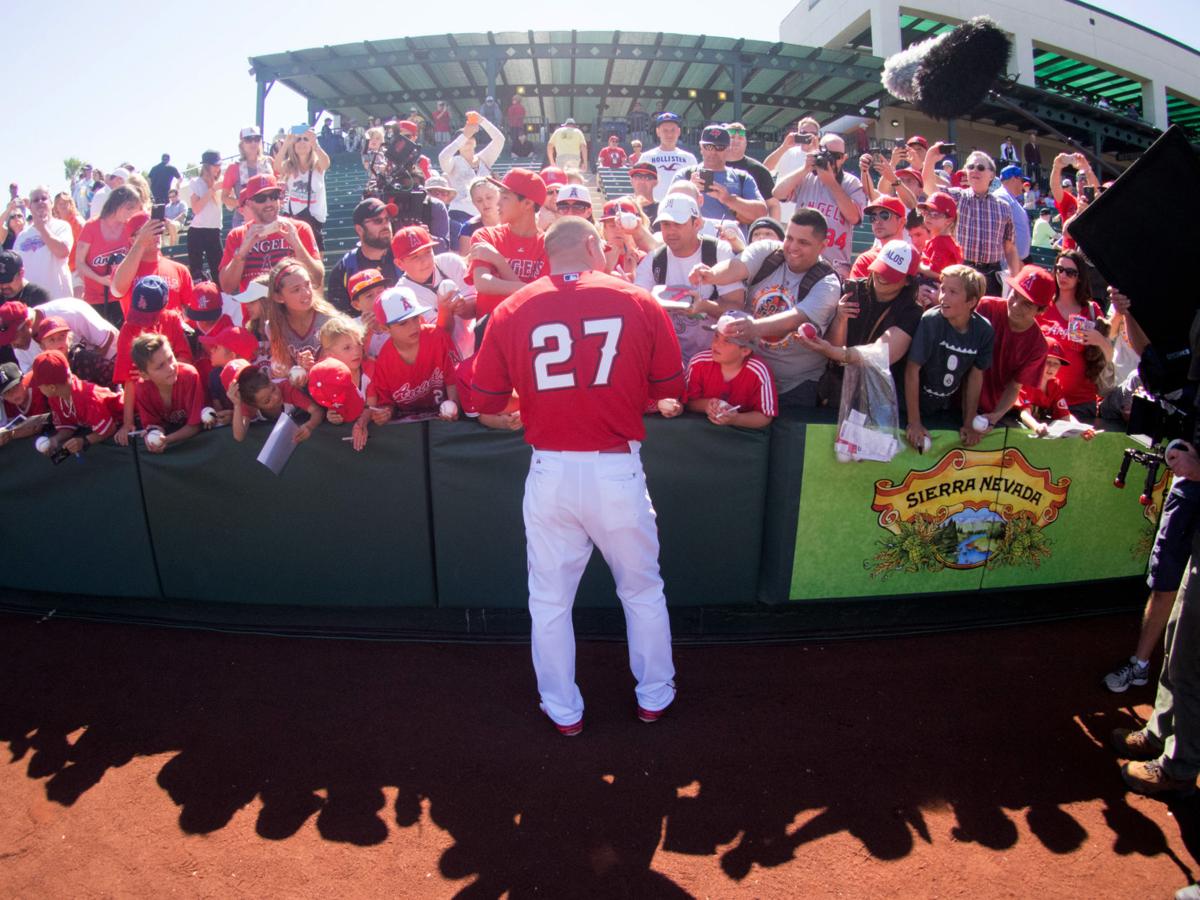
left=113, top=275, right=195, bottom=446
left=29, top=350, right=122, bottom=454
left=197, top=325, right=258, bottom=418
left=129, top=332, right=205, bottom=452
left=226, top=360, right=323, bottom=443
left=685, top=311, right=777, bottom=429
left=317, top=316, right=373, bottom=449
left=916, top=192, right=963, bottom=280
left=0, top=362, right=49, bottom=446
left=367, top=286, right=460, bottom=422
left=1018, top=338, right=1094, bottom=439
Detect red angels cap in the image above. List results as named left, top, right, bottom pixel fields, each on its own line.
left=238, top=173, right=281, bottom=206
left=868, top=240, right=920, bottom=283
left=307, top=357, right=365, bottom=422
left=895, top=167, right=923, bottom=186
left=0, top=301, right=29, bottom=347
left=1004, top=264, right=1056, bottom=307
left=599, top=199, right=640, bottom=221
left=1044, top=337, right=1071, bottom=366
left=397, top=120, right=420, bottom=136
left=918, top=191, right=958, bottom=219
left=374, top=285, right=431, bottom=326
left=347, top=268, right=385, bottom=300
left=864, top=196, right=906, bottom=218
left=219, top=359, right=251, bottom=394
left=906, top=135, right=929, bottom=149
left=487, top=168, right=547, bottom=207
left=29, top=350, right=71, bottom=388
left=951, top=170, right=968, bottom=189
left=199, top=326, right=259, bottom=361
left=391, top=225, right=436, bottom=261
left=186, top=281, right=224, bottom=322
left=539, top=166, right=568, bottom=188
left=34, top=316, right=70, bottom=344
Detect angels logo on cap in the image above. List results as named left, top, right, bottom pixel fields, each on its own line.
left=374, top=285, right=430, bottom=326
left=1004, top=263, right=1056, bottom=307
left=391, top=225, right=435, bottom=261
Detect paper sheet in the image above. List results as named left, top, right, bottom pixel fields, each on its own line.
left=257, top=413, right=301, bottom=475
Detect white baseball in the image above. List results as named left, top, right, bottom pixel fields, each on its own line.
left=656, top=398, right=681, bottom=416
left=436, top=279, right=458, bottom=301
left=921, top=435, right=933, bottom=453
left=35, top=436, right=51, bottom=455
left=440, top=400, right=458, bottom=418
left=288, top=366, right=307, bottom=387
left=972, top=415, right=990, bottom=433
left=835, top=448, right=852, bottom=463
left=618, top=212, right=639, bottom=230
left=201, top=406, right=217, bottom=426
left=145, top=429, right=166, bottom=451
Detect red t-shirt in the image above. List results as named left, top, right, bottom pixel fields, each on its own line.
left=77, top=219, right=132, bottom=305
left=370, top=324, right=460, bottom=415
left=433, top=108, right=452, bottom=132
left=2, top=372, right=49, bottom=419
left=1035, top=300, right=1103, bottom=406
left=1057, top=190, right=1078, bottom=222
left=219, top=218, right=319, bottom=292
left=113, top=310, right=195, bottom=385
left=685, top=351, right=778, bottom=416
left=114, top=255, right=195, bottom=315
left=467, top=224, right=547, bottom=318
left=977, top=297, right=1048, bottom=414
left=133, top=362, right=205, bottom=431
left=849, top=247, right=879, bottom=280
left=1019, top=376, right=1069, bottom=421
left=598, top=147, right=628, bottom=168
left=471, top=271, right=684, bottom=451
left=48, top=376, right=122, bottom=433
left=921, top=234, right=964, bottom=275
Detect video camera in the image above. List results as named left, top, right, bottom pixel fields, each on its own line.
left=365, top=128, right=434, bottom=229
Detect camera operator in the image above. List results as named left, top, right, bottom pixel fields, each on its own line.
left=364, top=125, right=450, bottom=251
left=1112, top=303, right=1200, bottom=799
left=771, top=134, right=866, bottom=280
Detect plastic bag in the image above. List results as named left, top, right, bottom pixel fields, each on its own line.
left=834, top=338, right=901, bottom=462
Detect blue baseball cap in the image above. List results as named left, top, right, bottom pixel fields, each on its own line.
left=129, top=275, right=169, bottom=324
left=999, top=165, right=1024, bottom=181
left=655, top=111, right=681, bottom=126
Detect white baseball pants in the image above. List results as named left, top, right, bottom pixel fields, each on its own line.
left=523, top=444, right=676, bottom=726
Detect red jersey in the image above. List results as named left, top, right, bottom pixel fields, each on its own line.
left=48, top=376, right=122, bottom=434
left=370, top=324, right=460, bottom=415
left=2, top=372, right=49, bottom=419
left=113, top=310, right=195, bottom=385
left=77, top=219, right=132, bottom=305
left=1057, top=190, right=1078, bottom=222
left=849, top=247, right=879, bottom=280
left=685, top=351, right=778, bottom=416
left=598, top=147, right=628, bottom=168
left=467, top=224, right=547, bottom=318
left=116, top=254, right=194, bottom=315
left=921, top=233, right=964, bottom=275
left=471, top=271, right=684, bottom=451
left=133, top=362, right=206, bottom=431
left=219, top=217, right=319, bottom=291
left=977, top=297, right=1048, bottom=414
left=1035, top=300, right=1103, bottom=406
left=1019, top=376, right=1069, bottom=421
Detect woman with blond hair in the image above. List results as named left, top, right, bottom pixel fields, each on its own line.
left=264, top=258, right=339, bottom=380
left=275, top=127, right=331, bottom=251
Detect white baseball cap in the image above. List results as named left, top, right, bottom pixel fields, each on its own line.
left=556, top=184, right=592, bottom=205
left=868, top=239, right=920, bottom=283
left=374, top=285, right=430, bottom=326
left=654, top=195, right=701, bottom=225
left=229, top=281, right=269, bottom=304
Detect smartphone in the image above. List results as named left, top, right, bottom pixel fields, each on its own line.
left=939, top=142, right=957, bottom=154
left=795, top=133, right=816, bottom=145
left=1082, top=186, right=1096, bottom=202
left=699, top=169, right=715, bottom=190
left=290, top=124, right=309, bottom=135
left=151, top=204, right=166, bottom=221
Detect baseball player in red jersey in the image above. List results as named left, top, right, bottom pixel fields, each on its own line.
left=471, top=217, right=685, bottom=735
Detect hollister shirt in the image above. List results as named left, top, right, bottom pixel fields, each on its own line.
left=134, top=362, right=205, bottom=430
left=641, top=145, right=698, bottom=202
left=471, top=271, right=684, bottom=450
left=371, top=324, right=459, bottom=415
left=219, top=218, right=319, bottom=291
left=467, top=224, right=547, bottom=318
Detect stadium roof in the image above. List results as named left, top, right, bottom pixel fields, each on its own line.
left=248, top=31, right=891, bottom=134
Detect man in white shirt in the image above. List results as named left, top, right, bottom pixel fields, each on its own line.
left=0, top=298, right=119, bottom=372
left=11, top=187, right=72, bottom=299
left=640, top=112, right=697, bottom=203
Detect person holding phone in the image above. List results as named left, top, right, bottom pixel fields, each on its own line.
left=222, top=126, right=276, bottom=229
left=438, top=112, right=506, bottom=218
left=274, top=126, right=331, bottom=251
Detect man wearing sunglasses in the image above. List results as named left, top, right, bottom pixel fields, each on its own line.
left=675, top=125, right=766, bottom=230
left=848, top=196, right=908, bottom=279
left=921, top=145, right=1019, bottom=297
left=724, top=122, right=779, bottom=221
left=218, top=173, right=322, bottom=294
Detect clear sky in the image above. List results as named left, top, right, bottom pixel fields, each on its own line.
left=5, top=0, right=1196, bottom=196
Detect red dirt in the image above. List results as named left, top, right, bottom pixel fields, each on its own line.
left=0, top=611, right=1194, bottom=898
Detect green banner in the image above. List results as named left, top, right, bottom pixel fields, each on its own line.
left=792, top=425, right=1161, bottom=600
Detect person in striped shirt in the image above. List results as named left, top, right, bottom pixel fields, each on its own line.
left=685, top=311, right=777, bottom=429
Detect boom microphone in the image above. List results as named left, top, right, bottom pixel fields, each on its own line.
left=881, top=17, right=1012, bottom=120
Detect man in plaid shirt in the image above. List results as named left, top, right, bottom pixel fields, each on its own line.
left=921, top=144, right=1020, bottom=296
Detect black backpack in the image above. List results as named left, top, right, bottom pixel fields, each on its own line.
left=651, top=237, right=719, bottom=298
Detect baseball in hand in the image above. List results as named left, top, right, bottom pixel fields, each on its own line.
left=972, top=415, right=989, bottom=433
left=145, top=429, right=166, bottom=451
left=436, top=279, right=458, bottom=301
left=201, top=406, right=217, bottom=426
left=921, top=435, right=933, bottom=453
left=657, top=398, right=681, bottom=416
left=35, top=436, right=51, bottom=455
left=289, top=366, right=307, bottom=387
left=618, top=212, right=639, bottom=230
left=440, top=400, right=458, bottom=418
left=798, top=322, right=818, bottom=339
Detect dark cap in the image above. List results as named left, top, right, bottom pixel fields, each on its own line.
left=0, top=361, right=21, bottom=396
left=628, top=162, right=658, bottom=180
left=128, top=276, right=169, bottom=325
left=201, top=150, right=221, bottom=166
left=0, top=249, right=22, bottom=282
left=655, top=111, right=681, bottom=126
left=747, top=217, right=785, bottom=241
left=700, top=125, right=730, bottom=149
left=353, top=197, right=389, bottom=226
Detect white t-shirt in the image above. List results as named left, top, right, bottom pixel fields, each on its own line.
left=13, top=220, right=73, bottom=299
left=283, top=167, right=327, bottom=223
left=396, top=252, right=478, bottom=360
left=89, top=186, right=111, bottom=219
left=13, top=298, right=120, bottom=372
left=641, top=145, right=697, bottom=202
left=634, top=239, right=740, bottom=365
left=189, top=177, right=222, bottom=229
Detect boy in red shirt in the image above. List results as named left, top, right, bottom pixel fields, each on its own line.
left=685, top=311, right=777, bottom=429
left=198, top=325, right=257, bottom=417
left=29, top=350, right=121, bottom=455
left=113, top=276, right=194, bottom=446
left=347, top=268, right=389, bottom=359
left=317, top=316, right=373, bottom=449
left=367, top=286, right=460, bottom=422
left=1018, top=338, right=1093, bottom=439
left=916, top=192, right=963, bottom=279
left=0, top=361, right=48, bottom=446
left=226, top=360, right=323, bottom=443
left=183, top=281, right=233, bottom=398
left=468, top=169, right=549, bottom=317
left=129, top=332, right=205, bottom=452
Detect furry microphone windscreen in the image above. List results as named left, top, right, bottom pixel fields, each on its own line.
left=913, top=17, right=1011, bottom=119
left=881, top=35, right=941, bottom=103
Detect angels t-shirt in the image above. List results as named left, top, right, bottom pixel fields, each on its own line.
left=921, top=234, right=964, bottom=275
left=467, top=225, right=547, bottom=318
left=134, top=362, right=205, bottom=431
left=77, top=219, right=131, bottom=304
left=371, top=325, right=460, bottom=415
left=113, top=311, right=194, bottom=385
left=219, top=218, right=319, bottom=291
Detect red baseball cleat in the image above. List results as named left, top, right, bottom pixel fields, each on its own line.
left=540, top=703, right=583, bottom=736
left=637, top=705, right=668, bottom=723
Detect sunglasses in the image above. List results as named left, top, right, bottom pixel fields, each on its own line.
left=251, top=192, right=282, bottom=202
left=1054, top=265, right=1079, bottom=276
left=865, top=210, right=899, bottom=222
left=966, top=164, right=990, bottom=172
left=556, top=201, right=591, bottom=211
left=922, top=209, right=947, bottom=219
left=630, top=173, right=657, bottom=180
left=243, top=136, right=263, bottom=143
left=726, top=128, right=746, bottom=137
